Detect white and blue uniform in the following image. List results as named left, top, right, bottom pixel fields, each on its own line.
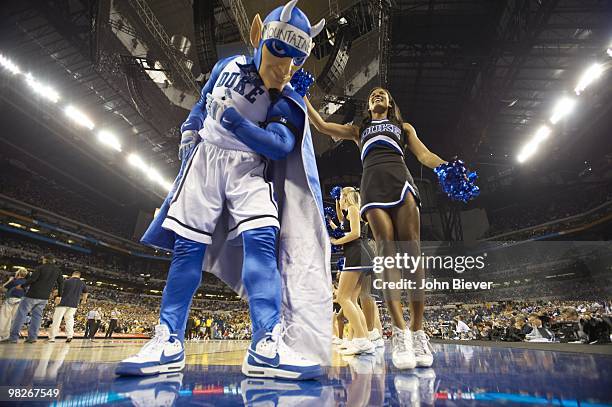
left=358, top=118, right=421, bottom=219
left=163, top=56, right=280, bottom=244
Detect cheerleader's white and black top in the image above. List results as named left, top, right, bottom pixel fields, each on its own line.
left=358, top=118, right=421, bottom=219
left=341, top=211, right=375, bottom=271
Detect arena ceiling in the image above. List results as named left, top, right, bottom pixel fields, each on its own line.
left=0, top=0, right=610, bottom=207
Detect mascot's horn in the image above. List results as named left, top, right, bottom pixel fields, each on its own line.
left=310, top=19, right=325, bottom=37
left=280, top=0, right=298, bottom=23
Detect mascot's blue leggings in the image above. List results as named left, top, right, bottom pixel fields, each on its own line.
left=159, top=226, right=281, bottom=341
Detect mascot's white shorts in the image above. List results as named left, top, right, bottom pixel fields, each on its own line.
left=162, top=141, right=280, bottom=244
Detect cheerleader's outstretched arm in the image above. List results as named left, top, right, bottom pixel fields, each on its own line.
left=403, top=123, right=446, bottom=169
left=305, top=97, right=359, bottom=141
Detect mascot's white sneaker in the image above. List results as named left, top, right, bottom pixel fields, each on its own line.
left=369, top=328, right=385, bottom=348
left=391, top=327, right=416, bottom=370
left=339, top=338, right=375, bottom=356
left=240, top=377, right=323, bottom=406
left=115, top=324, right=185, bottom=376
left=242, top=324, right=322, bottom=380
left=412, top=330, right=434, bottom=367
left=112, top=372, right=183, bottom=407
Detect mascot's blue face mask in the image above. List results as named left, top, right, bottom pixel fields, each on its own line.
left=254, top=0, right=325, bottom=72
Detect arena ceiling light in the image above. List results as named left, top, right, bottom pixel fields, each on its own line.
left=574, top=63, right=603, bottom=95
left=147, top=168, right=172, bottom=191
left=549, top=97, right=576, bottom=124
left=24, top=73, right=60, bottom=103
left=97, top=130, right=122, bottom=152
left=0, top=54, right=21, bottom=75
left=128, top=153, right=147, bottom=170
left=517, top=126, right=551, bottom=163
left=65, top=105, right=95, bottom=130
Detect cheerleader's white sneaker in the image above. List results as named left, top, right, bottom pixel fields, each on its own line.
left=412, top=330, right=434, bottom=367
left=391, top=326, right=416, bottom=369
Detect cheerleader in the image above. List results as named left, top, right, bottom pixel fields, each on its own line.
left=306, top=88, right=443, bottom=369
left=329, top=187, right=376, bottom=355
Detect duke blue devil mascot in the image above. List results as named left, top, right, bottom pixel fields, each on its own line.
left=116, top=0, right=332, bottom=380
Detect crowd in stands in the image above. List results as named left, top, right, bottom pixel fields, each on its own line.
left=1, top=236, right=237, bottom=297
left=485, top=182, right=612, bottom=238
left=0, top=158, right=135, bottom=239
left=415, top=300, right=611, bottom=344
left=1, top=236, right=167, bottom=284
left=185, top=312, right=251, bottom=341
left=0, top=264, right=248, bottom=338
left=3, top=260, right=609, bottom=343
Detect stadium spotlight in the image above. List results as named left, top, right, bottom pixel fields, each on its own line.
left=127, top=153, right=146, bottom=169
left=533, top=125, right=551, bottom=143
left=97, top=130, right=122, bottom=152
left=160, top=180, right=173, bottom=191
left=517, top=126, right=551, bottom=163
left=24, top=73, right=60, bottom=103
left=147, top=168, right=162, bottom=182
left=574, top=63, right=603, bottom=95
left=146, top=168, right=172, bottom=191
left=549, top=97, right=576, bottom=124
left=65, top=105, right=95, bottom=130
left=0, top=54, right=21, bottom=75
left=517, top=142, right=537, bottom=163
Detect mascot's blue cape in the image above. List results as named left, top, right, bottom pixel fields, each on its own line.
left=141, top=73, right=332, bottom=365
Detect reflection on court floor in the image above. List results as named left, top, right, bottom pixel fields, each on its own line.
left=0, top=340, right=610, bottom=406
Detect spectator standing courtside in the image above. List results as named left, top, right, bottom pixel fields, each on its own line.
left=85, top=308, right=101, bottom=341
left=2, top=255, right=63, bottom=343
left=0, top=268, right=29, bottom=340
left=48, top=271, right=88, bottom=343
left=105, top=308, right=120, bottom=339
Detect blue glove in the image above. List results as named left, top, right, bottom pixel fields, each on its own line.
left=178, top=130, right=198, bottom=161
left=290, top=69, right=315, bottom=97
left=434, top=160, right=480, bottom=203
left=219, top=103, right=296, bottom=161
left=330, top=186, right=342, bottom=200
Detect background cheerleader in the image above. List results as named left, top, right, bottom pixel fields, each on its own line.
left=329, top=187, right=376, bottom=355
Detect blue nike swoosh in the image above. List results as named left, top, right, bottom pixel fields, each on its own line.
left=248, top=349, right=280, bottom=367
left=160, top=350, right=184, bottom=364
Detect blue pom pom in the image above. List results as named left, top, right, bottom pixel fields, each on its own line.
left=434, top=160, right=480, bottom=203
left=331, top=244, right=342, bottom=253
left=336, top=257, right=345, bottom=271
left=290, top=69, right=315, bottom=97
left=324, top=206, right=336, bottom=219
left=330, top=186, right=342, bottom=200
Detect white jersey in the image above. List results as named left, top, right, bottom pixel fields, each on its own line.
left=200, top=55, right=271, bottom=152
